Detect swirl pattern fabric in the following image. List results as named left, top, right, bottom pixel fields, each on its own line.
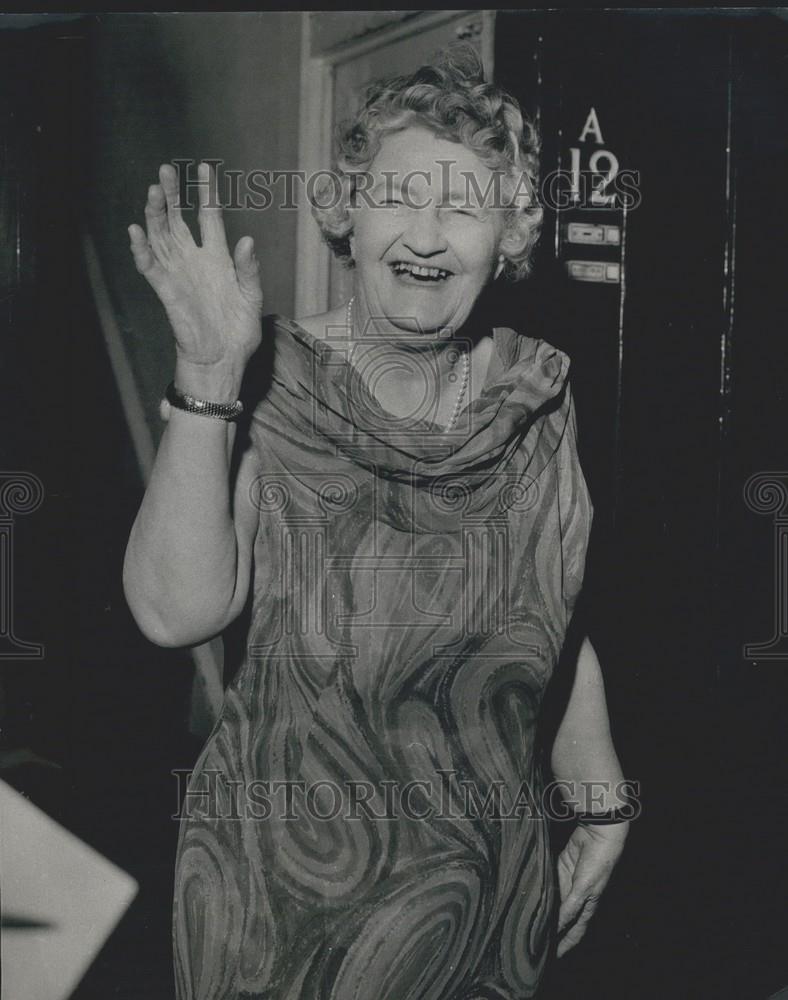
left=173, top=317, right=593, bottom=1000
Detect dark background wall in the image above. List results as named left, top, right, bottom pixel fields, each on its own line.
left=0, top=18, right=191, bottom=998
left=1, top=11, right=787, bottom=1000
left=494, top=10, right=788, bottom=999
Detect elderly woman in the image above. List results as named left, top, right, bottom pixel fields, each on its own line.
left=124, top=48, right=630, bottom=1000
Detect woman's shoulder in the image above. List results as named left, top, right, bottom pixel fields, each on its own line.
left=244, top=310, right=346, bottom=413
left=491, top=326, right=571, bottom=383
left=291, top=306, right=347, bottom=341
left=259, top=310, right=351, bottom=358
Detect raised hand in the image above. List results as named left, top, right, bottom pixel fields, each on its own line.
left=128, top=162, right=263, bottom=395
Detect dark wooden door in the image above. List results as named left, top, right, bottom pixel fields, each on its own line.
left=495, top=12, right=788, bottom=998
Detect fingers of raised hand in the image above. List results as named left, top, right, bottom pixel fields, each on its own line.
left=143, top=182, right=169, bottom=254
left=197, top=161, right=228, bottom=250
left=233, top=236, right=264, bottom=308
left=158, top=163, right=190, bottom=241
left=128, top=224, right=164, bottom=288
left=144, top=165, right=193, bottom=258
left=141, top=162, right=227, bottom=257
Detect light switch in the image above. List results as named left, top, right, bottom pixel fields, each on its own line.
left=566, top=260, right=621, bottom=284
left=566, top=222, right=621, bottom=245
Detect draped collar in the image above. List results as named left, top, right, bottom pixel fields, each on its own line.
left=255, top=315, right=571, bottom=529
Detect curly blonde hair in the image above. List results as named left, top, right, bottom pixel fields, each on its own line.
left=310, top=44, right=543, bottom=281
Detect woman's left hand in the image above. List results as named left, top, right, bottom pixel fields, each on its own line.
left=555, top=821, right=629, bottom=957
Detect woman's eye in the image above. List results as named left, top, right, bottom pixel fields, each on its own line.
left=382, top=198, right=404, bottom=208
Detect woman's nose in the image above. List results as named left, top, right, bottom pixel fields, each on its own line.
left=401, top=206, right=447, bottom=257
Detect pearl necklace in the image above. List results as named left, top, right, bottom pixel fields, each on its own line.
left=346, top=296, right=470, bottom=432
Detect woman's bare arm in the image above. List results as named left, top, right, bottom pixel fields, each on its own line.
left=122, top=162, right=264, bottom=647
left=123, top=398, right=260, bottom=647
left=550, top=636, right=631, bottom=957
left=550, top=636, right=629, bottom=810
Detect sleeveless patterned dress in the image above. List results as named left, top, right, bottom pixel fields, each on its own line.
left=173, top=316, right=592, bottom=1000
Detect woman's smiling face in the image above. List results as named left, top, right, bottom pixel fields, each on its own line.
left=349, top=126, right=506, bottom=338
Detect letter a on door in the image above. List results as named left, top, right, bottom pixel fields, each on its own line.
left=579, top=107, right=604, bottom=144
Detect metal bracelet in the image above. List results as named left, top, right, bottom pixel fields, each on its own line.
left=164, top=381, right=243, bottom=421
left=575, top=808, right=632, bottom=826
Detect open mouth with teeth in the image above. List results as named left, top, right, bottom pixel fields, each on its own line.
left=390, top=261, right=453, bottom=282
